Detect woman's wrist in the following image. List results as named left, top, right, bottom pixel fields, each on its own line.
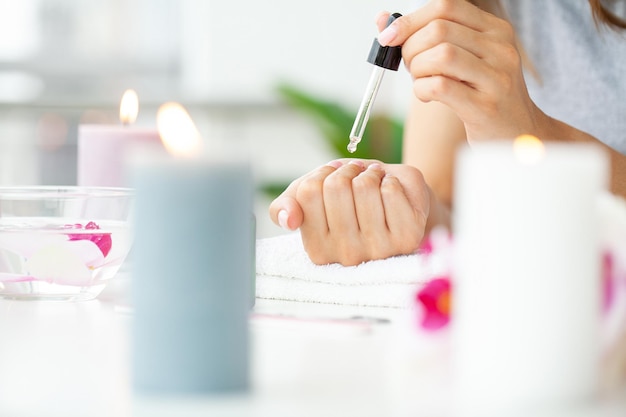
left=425, top=185, right=452, bottom=235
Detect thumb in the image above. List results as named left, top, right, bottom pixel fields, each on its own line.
left=269, top=190, right=304, bottom=231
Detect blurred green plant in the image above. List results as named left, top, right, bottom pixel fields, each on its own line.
left=259, top=82, right=404, bottom=199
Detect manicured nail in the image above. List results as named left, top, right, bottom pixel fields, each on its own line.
left=326, top=160, right=343, bottom=169
left=367, top=163, right=382, bottom=171
left=349, top=160, right=365, bottom=168
left=278, top=210, right=289, bottom=230
left=378, top=24, right=398, bottom=46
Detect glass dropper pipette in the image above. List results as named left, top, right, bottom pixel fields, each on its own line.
left=348, top=12, right=403, bottom=154
left=348, top=66, right=385, bottom=153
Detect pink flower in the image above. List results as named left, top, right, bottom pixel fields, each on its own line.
left=66, top=221, right=112, bottom=257
left=416, top=277, right=451, bottom=331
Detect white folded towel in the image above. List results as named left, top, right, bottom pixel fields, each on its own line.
left=255, top=232, right=449, bottom=308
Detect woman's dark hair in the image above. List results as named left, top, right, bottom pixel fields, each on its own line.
left=589, top=0, right=626, bottom=30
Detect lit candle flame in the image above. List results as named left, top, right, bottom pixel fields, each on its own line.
left=119, top=89, right=139, bottom=125
left=157, top=102, right=202, bottom=158
left=513, top=134, right=545, bottom=165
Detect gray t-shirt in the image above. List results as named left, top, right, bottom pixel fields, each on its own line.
left=501, top=0, right=626, bottom=153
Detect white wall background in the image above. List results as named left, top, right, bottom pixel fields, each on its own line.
left=180, top=0, right=415, bottom=111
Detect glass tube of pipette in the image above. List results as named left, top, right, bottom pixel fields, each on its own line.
left=348, top=66, right=385, bottom=153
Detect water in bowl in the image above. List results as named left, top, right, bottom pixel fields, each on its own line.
left=0, top=218, right=132, bottom=301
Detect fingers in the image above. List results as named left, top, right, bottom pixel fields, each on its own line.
left=382, top=164, right=431, bottom=251
left=295, top=164, right=338, bottom=236
left=402, top=18, right=485, bottom=66
left=299, top=161, right=370, bottom=264
left=322, top=161, right=365, bottom=236
left=268, top=163, right=337, bottom=231
left=352, top=163, right=387, bottom=237
left=377, top=0, right=494, bottom=47
left=401, top=17, right=520, bottom=95
left=374, top=1, right=528, bottom=140
left=375, top=11, right=390, bottom=32
left=269, top=160, right=432, bottom=265
left=409, top=42, right=486, bottom=85
left=269, top=197, right=303, bottom=231
left=380, top=175, right=425, bottom=255
left=375, top=1, right=518, bottom=100
left=269, top=160, right=378, bottom=233
left=269, top=184, right=303, bottom=231
left=412, top=75, right=481, bottom=119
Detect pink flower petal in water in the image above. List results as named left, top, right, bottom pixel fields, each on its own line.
left=416, top=277, right=452, bottom=331
left=66, top=221, right=112, bottom=257
left=0, top=273, right=37, bottom=283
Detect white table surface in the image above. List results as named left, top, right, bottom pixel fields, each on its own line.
left=0, top=275, right=625, bottom=417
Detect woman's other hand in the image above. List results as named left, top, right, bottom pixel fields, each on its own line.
left=377, top=1, right=546, bottom=143
left=269, top=160, right=431, bottom=266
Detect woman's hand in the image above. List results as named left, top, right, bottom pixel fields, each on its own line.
left=269, top=159, right=431, bottom=266
left=377, top=0, right=546, bottom=143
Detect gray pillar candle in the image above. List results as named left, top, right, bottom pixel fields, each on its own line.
left=131, top=157, right=252, bottom=396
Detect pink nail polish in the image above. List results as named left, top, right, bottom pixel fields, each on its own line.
left=349, top=160, right=365, bottom=168
left=278, top=210, right=290, bottom=230
left=326, top=160, right=343, bottom=169
left=377, top=25, right=398, bottom=46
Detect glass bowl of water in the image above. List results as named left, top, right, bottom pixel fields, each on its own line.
left=0, top=186, right=133, bottom=301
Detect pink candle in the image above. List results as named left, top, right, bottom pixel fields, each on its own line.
left=77, top=90, right=162, bottom=187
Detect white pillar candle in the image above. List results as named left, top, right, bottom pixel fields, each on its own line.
left=77, top=90, right=162, bottom=187
left=452, top=138, right=609, bottom=415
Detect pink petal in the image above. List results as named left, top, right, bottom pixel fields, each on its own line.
left=26, top=242, right=97, bottom=286
left=416, top=277, right=452, bottom=331
left=66, top=222, right=112, bottom=257
left=421, top=310, right=450, bottom=331
left=0, top=273, right=37, bottom=283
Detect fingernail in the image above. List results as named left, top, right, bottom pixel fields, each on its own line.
left=278, top=210, right=290, bottom=230
left=326, top=160, right=343, bottom=169
left=349, top=160, right=365, bottom=168
left=378, top=24, right=398, bottom=46
left=367, top=163, right=382, bottom=171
